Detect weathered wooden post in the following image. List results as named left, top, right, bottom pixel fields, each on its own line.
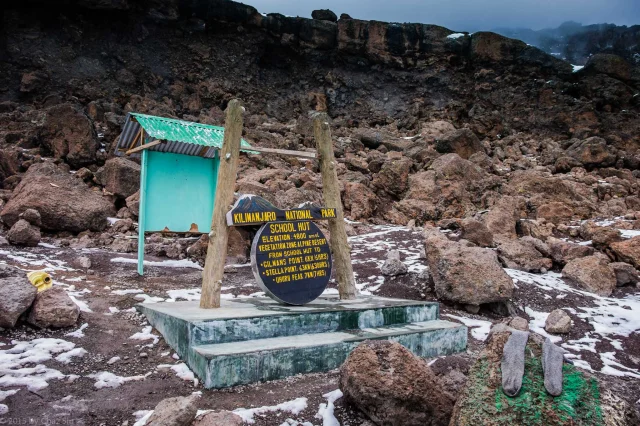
left=200, top=99, right=244, bottom=308
left=312, top=112, right=358, bottom=300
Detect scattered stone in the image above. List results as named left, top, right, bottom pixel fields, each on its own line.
left=425, top=229, right=514, bottom=305
left=536, top=202, right=573, bottom=224
left=7, top=219, right=41, bottom=247
left=77, top=256, right=92, bottom=270
left=608, top=262, right=640, bottom=287
left=610, top=236, right=640, bottom=269
left=0, top=265, right=37, bottom=328
left=459, top=218, right=493, bottom=247
left=146, top=394, right=198, bottom=426
left=27, top=286, right=80, bottom=328
left=20, top=208, right=42, bottom=226
left=192, top=411, right=243, bottom=426
left=544, top=309, right=572, bottom=334
left=508, top=317, right=529, bottom=331
left=340, top=340, right=455, bottom=426
left=380, top=249, right=408, bottom=276
left=562, top=255, right=617, bottom=296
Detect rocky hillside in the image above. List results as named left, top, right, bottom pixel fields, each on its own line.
left=1, top=0, right=639, bottom=242
left=495, top=21, right=640, bottom=66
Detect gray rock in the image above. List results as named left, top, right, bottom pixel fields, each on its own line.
left=7, top=219, right=41, bottom=247
left=544, top=309, right=572, bottom=334
left=425, top=228, right=514, bottom=305
left=0, top=265, right=37, bottom=328
left=77, top=256, right=92, bottom=270
left=501, top=330, right=529, bottom=397
left=147, top=394, right=198, bottom=426
left=509, top=317, right=529, bottom=331
left=20, top=208, right=42, bottom=226
left=0, top=236, right=8, bottom=246
left=609, top=262, right=640, bottom=287
left=192, top=411, right=243, bottom=426
left=380, top=249, right=408, bottom=276
left=542, top=338, right=564, bottom=397
left=27, top=286, right=80, bottom=328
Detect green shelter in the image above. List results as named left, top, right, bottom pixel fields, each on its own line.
left=116, top=113, right=253, bottom=275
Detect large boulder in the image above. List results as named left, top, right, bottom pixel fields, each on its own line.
left=425, top=229, right=514, bottom=305
left=380, top=249, right=408, bottom=276
left=340, top=340, right=455, bottom=426
left=544, top=309, right=572, bottom=334
left=1, top=162, right=116, bottom=233
left=566, top=137, right=617, bottom=170
left=372, top=157, right=413, bottom=196
left=0, top=265, right=37, bottom=328
left=40, top=103, right=98, bottom=169
left=146, top=395, right=198, bottom=426
left=311, top=9, right=337, bottom=22
left=7, top=219, right=41, bottom=247
left=483, top=196, right=526, bottom=240
left=94, top=157, right=140, bottom=198
left=343, top=182, right=377, bottom=220
left=435, top=128, right=484, bottom=160
left=459, top=218, right=493, bottom=247
left=608, top=262, right=640, bottom=287
left=547, top=237, right=594, bottom=265
left=562, top=256, right=617, bottom=296
left=27, top=286, right=80, bottom=328
left=496, top=239, right=552, bottom=272
left=610, top=236, right=640, bottom=269
left=536, top=202, right=573, bottom=224
left=450, top=329, right=633, bottom=425
left=584, top=53, right=632, bottom=81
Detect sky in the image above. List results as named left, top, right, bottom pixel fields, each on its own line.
left=240, top=0, right=640, bottom=32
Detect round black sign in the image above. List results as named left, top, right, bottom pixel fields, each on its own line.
left=251, top=220, right=332, bottom=305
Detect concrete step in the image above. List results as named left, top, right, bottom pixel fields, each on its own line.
left=139, top=295, right=439, bottom=351
left=190, top=320, right=467, bottom=388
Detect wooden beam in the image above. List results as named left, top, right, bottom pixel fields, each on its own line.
left=312, top=112, right=358, bottom=300
left=246, top=146, right=316, bottom=159
left=125, top=140, right=164, bottom=155
left=200, top=99, right=244, bottom=309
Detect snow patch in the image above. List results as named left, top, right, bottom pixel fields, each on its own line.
left=315, top=389, right=342, bottom=426
left=443, top=314, right=492, bottom=341
left=65, top=323, right=88, bottom=338
left=111, top=257, right=203, bottom=270
left=156, top=363, right=195, bottom=384
left=447, top=33, right=465, bottom=39
left=233, top=397, right=308, bottom=424
left=89, top=371, right=151, bottom=389
left=129, top=326, right=159, bottom=345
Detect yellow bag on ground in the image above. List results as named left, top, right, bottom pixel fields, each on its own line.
left=27, top=270, right=52, bottom=292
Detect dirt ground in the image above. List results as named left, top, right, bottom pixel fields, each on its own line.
left=1, top=224, right=639, bottom=425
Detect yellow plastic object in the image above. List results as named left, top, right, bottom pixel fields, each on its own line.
left=27, top=271, right=52, bottom=292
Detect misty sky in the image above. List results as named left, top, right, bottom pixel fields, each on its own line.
left=241, top=0, right=639, bottom=32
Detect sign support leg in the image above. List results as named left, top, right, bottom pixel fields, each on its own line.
left=312, top=113, right=358, bottom=300
left=200, top=99, right=244, bottom=308
left=137, top=149, right=149, bottom=276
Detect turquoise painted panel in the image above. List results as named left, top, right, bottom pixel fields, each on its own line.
left=144, top=151, right=219, bottom=232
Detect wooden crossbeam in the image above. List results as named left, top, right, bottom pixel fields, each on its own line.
left=126, top=139, right=164, bottom=155
left=245, top=146, right=316, bottom=159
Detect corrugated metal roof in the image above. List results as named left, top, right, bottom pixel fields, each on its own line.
left=115, top=113, right=254, bottom=158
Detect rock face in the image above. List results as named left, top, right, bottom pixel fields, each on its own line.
left=0, top=264, right=37, bottom=328
left=340, top=340, right=455, bottom=426
left=94, top=157, right=140, bottom=198
left=1, top=162, right=115, bottom=233
left=7, top=218, right=41, bottom=246
left=27, top=286, right=80, bottom=328
left=425, top=229, right=514, bottom=305
left=450, top=330, right=606, bottom=426
left=562, top=255, right=617, bottom=296
left=544, top=309, right=572, bottom=334
left=192, top=411, right=243, bottom=426
left=380, top=249, right=408, bottom=276
left=610, top=237, right=640, bottom=269
left=146, top=395, right=198, bottom=426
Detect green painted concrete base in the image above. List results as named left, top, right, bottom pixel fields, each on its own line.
left=138, top=295, right=468, bottom=388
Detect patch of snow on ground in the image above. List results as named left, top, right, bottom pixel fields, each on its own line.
left=443, top=314, right=492, bottom=341
left=89, top=372, right=151, bottom=389
left=0, top=249, right=74, bottom=272
left=111, top=289, right=144, bottom=295
left=620, top=229, right=640, bottom=238
left=233, top=397, right=308, bottom=424
left=157, top=363, right=195, bottom=384
left=38, top=242, right=58, bottom=248
left=65, top=323, right=88, bottom=339
left=447, top=33, right=465, bottom=39
left=166, top=288, right=201, bottom=302
left=315, top=389, right=342, bottom=426
left=111, top=257, right=203, bottom=270
left=129, top=326, right=159, bottom=345
left=55, top=348, right=88, bottom=364
left=0, top=338, right=85, bottom=391
left=133, top=410, right=153, bottom=426
left=572, top=64, right=584, bottom=72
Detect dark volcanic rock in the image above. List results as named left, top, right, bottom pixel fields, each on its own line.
left=0, top=264, right=37, bottom=328
left=340, top=340, right=455, bottom=426
left=1, top=162, right=116, bottom=233
left=311, top=9, right=337, bottom=22
left=94, top=157, right=140, bottom=198
left=7, top=219, right=41, bottom=247
left=435, top=128, right=484, bottom=159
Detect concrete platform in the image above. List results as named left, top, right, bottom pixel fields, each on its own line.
left=138, top=295, right=467, bottom=388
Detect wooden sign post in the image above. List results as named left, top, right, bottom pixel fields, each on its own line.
left=312, top=113, right=358, bottom=300
left=200, top=99, right=244, bottom=309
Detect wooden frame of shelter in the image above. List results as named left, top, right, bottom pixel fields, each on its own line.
left=116, top=101, right=357, bottom=308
